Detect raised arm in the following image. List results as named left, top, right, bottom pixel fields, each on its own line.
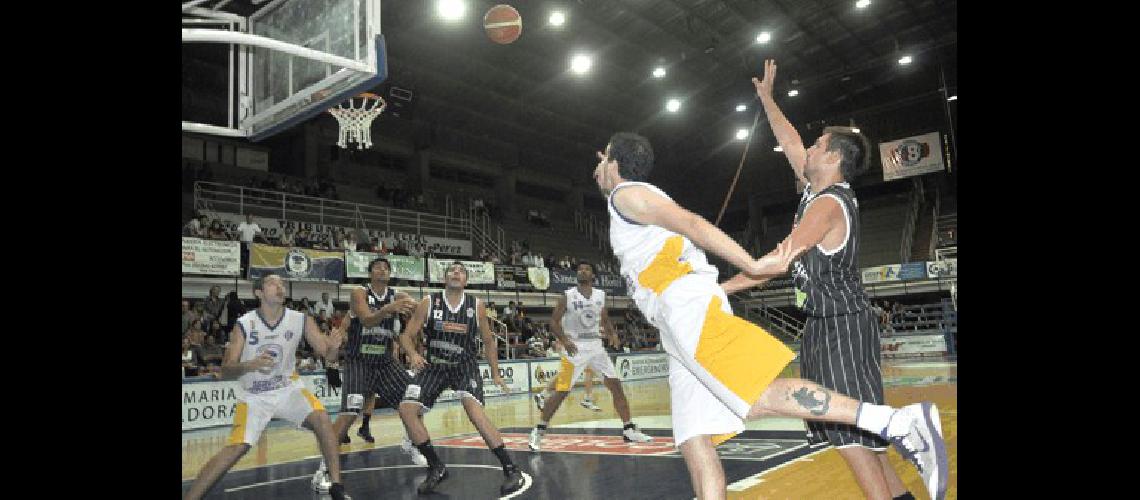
left=753, top=59, right=808, bottom=187
left=612, top=186, right=762, bottom=276
left=303, top=314, right=346, bottom=360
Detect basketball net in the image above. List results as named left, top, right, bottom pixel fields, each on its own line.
left=327, top=92, right=386, bottom=149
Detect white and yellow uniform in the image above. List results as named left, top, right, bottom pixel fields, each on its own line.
left=608, top=181, right=795, bottom=447
left=227, top=309, right=325, bottom=446
left=555, top=287, right=618, bottom=391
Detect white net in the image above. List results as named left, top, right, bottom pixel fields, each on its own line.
left=327, top=94, right=386, bottom=149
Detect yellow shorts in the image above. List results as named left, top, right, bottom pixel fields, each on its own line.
left=652, top=274, right=796, bottom=447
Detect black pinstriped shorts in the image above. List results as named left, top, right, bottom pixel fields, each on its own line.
left=800, top=308, right=890, bottom=450
left=402, top=357, right=484, bottom=407
left=340, top=356, right=412, bottom=412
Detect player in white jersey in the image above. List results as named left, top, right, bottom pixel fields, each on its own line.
left=594, top=132, right=948, bottom=500
left=527, top=261, right=653, bottom=451
left=184, top=274, right=351, bottom=500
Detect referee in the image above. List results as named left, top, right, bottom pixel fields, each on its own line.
left=722, top=59, right=917, bottom=500
left=397, top=261, right=525, bottom=496
left=311, top=257, right=422, bottom=493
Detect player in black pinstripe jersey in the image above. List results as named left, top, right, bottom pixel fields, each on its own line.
left=721, top=60, right=946, bottom=500
left=311, top=257, right=426, bottom=493
left=397, top=261, right=525, bottom=496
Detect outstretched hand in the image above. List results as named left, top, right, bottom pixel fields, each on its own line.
left=751, top=59, right=778, bottom=101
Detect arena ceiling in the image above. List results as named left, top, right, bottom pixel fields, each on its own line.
left=184, top=0, right=957, bottom=216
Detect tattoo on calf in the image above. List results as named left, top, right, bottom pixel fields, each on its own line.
left=792, top=387, right=831, bottom=416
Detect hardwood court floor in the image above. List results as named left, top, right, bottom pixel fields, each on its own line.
left=183, top=361, right=956, bottom=499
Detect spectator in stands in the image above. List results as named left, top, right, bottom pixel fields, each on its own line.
left=186, top=319, right=207, bottom=348
left=870, top=301, right=890, bottom=335
left=203, top=285, right=225, bottom=333
left=222, top=291, right=245, bottom=333
left=510, top=250, right=522, bottom=265
left=368, top=238, right=386, bottom=254
left=201, top=333, right=225, bottom=365
left=503, top=301, right=516, bottom=322
left=527, top=334, right=546, bottom=358
left=485, top=302, right=499, bottom=322
left=207, top=220, right=228, bottom=240
left=236, top=214, right=262, bottom=273
left=185, top=215, right=206, bottom=237
left=342, top=232, right=357, bottom=253
left=183, top=336, right=206, bottom=377
left=280, top=227, right=296, bottom=247
left=295, top=228, right=312, bottom=248
left=182, top=299, right=194, bottom=336
left=315, top=292, right=335, bottom=319
left=891, top=302, right=905, bottom=329
left=299, top=297, right=315, bottom=316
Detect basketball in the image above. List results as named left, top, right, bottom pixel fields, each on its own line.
left=484, top=4, right=522, bottom=44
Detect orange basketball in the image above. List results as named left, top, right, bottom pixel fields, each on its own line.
left=484, top=4, right=522, bottom=44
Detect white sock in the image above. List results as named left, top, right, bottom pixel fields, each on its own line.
left=855, top=403, right=907, bottom=436
left=318, top=459, right=327, bottom=472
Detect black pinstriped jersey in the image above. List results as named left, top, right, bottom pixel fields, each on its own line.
left=423, top=292, right=480, bottom=364
left=791, top=182, right=870, bottom=317
left=345, top=284, right=402, bottom=362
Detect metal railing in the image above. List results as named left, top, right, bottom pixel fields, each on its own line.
left=729, top=292, right=803, bottom=343
left=194, top=181, right=468, bottom=242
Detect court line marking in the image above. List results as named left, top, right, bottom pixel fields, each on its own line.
left=224, top=464, right=533, bottom=499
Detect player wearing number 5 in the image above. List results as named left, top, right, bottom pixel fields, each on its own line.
left=184, top=274, right=350, bottom=500
left=396, top=261, right=525, bottom=496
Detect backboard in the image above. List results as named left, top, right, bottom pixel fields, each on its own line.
left=182, top=0, right=387, bottom=142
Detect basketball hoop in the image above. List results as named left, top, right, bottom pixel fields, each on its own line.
left=327, top=92, right=386, bottom=149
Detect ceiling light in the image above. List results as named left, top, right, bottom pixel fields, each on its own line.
left=652, top=67, right=666, bottom=78
left=787, top=89, right=799, bottom=97
left=436, top=0, right=465, bottom=21
left=856, top=0, right=871, bottom=9
left=756, top=32, right=771, bottom=44
left=735, top=104, right=747, bottom=112
left=736, top=129, right=749, bottom=141
left=898, top=55, right=913, bottom=65
left=570, top=54, right=593, bottom=74
left=947, top=95, right=957, bottom=101
left=549, top=11, right=565, bottom=26
left=774, top=146, right=783, bottom=152
left=666, top=99, right=681, bottom=113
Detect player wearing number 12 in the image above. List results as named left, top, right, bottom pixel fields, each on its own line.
left=397, top=261, right=525, bottom=496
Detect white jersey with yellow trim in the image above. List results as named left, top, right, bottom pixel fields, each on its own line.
left=235, top=308, right=305, bottom=394
left=561, top=287, right=607, bottom=346
left=606, top=181, right=718, bottom=323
